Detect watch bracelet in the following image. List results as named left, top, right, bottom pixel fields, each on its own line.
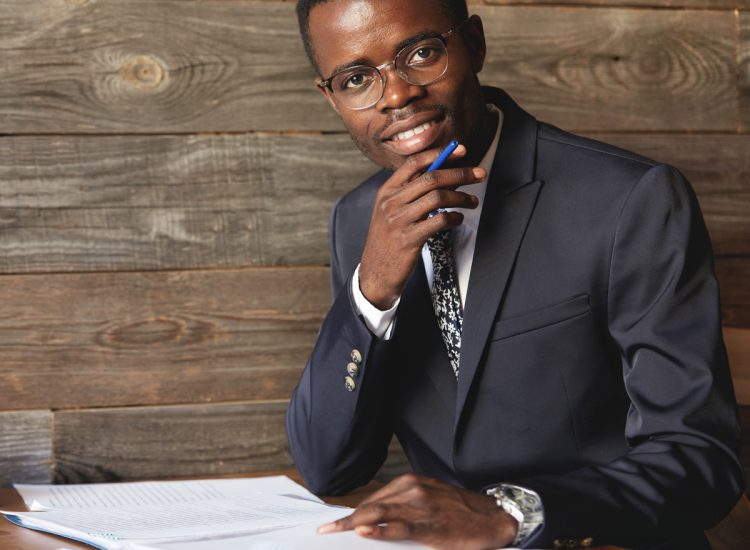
left=486, top=484, right=544, bottom=547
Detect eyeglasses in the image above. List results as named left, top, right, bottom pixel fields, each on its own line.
left=318, top=21, right=467, bottom=111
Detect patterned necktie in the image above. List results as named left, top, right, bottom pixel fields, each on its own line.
left=427, top=229, right=463, bottom=378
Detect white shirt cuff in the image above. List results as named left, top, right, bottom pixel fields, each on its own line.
left=351, top=264, right=399, bottom=340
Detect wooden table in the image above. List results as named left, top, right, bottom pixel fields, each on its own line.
left=0, top=470, right=377, bottom=550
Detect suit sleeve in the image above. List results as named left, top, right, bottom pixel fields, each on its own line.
left=512, top=164, right=744, bottom=548
left=286, top=197, right=396, bottom=495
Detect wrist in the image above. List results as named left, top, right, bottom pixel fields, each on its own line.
left=491, top=503, right=519, bottom=548
left=358, top=268, right=399, bottom=310
left=486, top=484, right=544, bottom=547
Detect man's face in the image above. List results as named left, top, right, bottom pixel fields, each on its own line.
left=308, top=0, right=487, bottom=170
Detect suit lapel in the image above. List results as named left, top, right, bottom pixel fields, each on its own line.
left=454, top=89, right=544, bottom=431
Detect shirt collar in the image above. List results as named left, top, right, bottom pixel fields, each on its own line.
left=452, top=104, right=503, bottom=235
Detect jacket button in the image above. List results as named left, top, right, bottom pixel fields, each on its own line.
left=350, top=349, right=362, bottom=364
left=347, top=362, right=360, bottom=378
left=344, top=376, right=356, bottom=392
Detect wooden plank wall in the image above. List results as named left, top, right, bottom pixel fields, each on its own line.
left=0, top=0, right=747, bottom=514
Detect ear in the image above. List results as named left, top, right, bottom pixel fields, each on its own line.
left=315, top=78, right=341, bottom=115
left=462, top=15, right=487, bottom=74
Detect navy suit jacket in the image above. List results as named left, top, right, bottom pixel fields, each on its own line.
left=287, top=88, right=744, bottom=548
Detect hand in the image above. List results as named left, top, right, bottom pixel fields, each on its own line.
left=317, top=474, right=518, bottom=549
left=358, top=145, right=485, bottom=309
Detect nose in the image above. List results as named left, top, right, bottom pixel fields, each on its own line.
left=375, top=66, right=426, bottom=111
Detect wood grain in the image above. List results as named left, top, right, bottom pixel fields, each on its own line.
left=0, top=133, right=746, bottom=274
left=0, top=267, right=330, bottom=410
left=485, top=0, right=750, bottom=7
left=741, top=10, right=750, bottom=132
left=54, top=401, right=411, bottom=484
left=54, top=401, right=293, bottom=482
left=0, top=3, right=737, bottom=132
left=0, top=133, right=374, bottom=273
left=706, top=494, right=750, bottom=550
left=717, top=258, right=750, bottom=327
left=727, top=327, right=750, bottom=406
left=479, top=6, right=737, bottom=132
left=0, top=1, right=338, bottom=133
left=0, top=411, right=52, bottom=487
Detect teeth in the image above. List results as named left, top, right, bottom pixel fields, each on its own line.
left=393, top=121, right=435, bottom=142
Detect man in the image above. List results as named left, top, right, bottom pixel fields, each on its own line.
left=286, top=0, right=745, bottom=548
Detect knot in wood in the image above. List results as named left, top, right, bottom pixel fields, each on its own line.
left=111, top=318, right=184, bottom=346
left=101, top=317, right=215, bottom=349
left=121, top=55, right=166, bottom=91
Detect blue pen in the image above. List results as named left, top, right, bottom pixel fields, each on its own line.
left=426, top=139, right=460, bottom=218
left=427, top=139, right=459, bottom=172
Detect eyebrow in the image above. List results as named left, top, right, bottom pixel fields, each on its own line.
left=325, top=29, right=442, bottom=79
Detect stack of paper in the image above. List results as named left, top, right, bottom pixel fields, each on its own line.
left=2, top=476, right=425, bottom=549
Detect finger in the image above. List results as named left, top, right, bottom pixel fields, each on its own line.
left=359, top=473, right=426, bottom=505
left=317, top=518, right=346, bottom=534
left=385, top=200, right=469, bottom=245
left=320, top=500, right=417, bottom=534
left=355, top=520, right=413, bottom=540
left=383, top=190, right=473, bottom=235
left=358, top=473, right=454, bottom=507
left=317, top=508, right=383, bottom=533
left=386, top=144, right=467, bottom=189
left=414, top=190, right=479, bottom=221
left=393, top=166, right=484, bottom=208
left=318, top=511, right=361, bottom=534
left=398, top=211, right=464, bottom=248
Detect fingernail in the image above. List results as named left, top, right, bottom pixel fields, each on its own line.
left=473, top=168, right=485, bottom=180
left=356, top=526, right=375, bottom=536
left=454, top=144, right=466, bottom=155
left=317, top=523, right=336, bottom=534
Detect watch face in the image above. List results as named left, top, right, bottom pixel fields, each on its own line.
left=514, top=493, right=539, bottom=512
left=501, top=485, right=543, bottom=513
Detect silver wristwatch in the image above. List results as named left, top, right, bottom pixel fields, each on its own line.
left=485, top=484, right=544, bottom=547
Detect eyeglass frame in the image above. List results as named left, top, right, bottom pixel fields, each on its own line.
left=316, top=19, right=469, bottom=110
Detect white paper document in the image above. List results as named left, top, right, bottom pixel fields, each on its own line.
left=4, top=476, right=478, bottom=549
left=14, top=476, right=320, bottom=511
left=3, top=476, right=379, bottom=549
left=149, top=522, right=427, bottom=550
left=5, top=493, right=349, bottom=549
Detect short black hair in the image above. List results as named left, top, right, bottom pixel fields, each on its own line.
left=296, top=0, right=469, bottom=75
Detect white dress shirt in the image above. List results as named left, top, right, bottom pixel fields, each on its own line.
left=352, top=105, right=503, bottom=338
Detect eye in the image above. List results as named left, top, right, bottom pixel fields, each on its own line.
left=337, top=70, right=376, bottom=92
left=406, top=45, right=441, bottom=66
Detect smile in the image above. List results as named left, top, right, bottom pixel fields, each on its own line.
left=391, top=121, right=438, bottom=142
left=381, top=114, right=446, bottom=156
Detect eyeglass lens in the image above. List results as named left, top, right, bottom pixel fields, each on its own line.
left=329, top=37, right=449, bottom=109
